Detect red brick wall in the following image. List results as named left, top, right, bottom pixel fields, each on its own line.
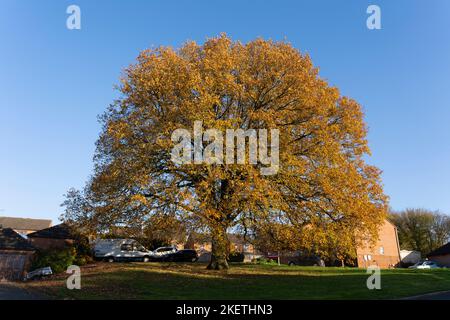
left=29, top=238, right=74, bottom=251
left=356, top=220, right=401, bottom=269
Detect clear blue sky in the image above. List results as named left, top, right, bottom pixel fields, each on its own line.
left=1, top=0, right=449, bottom=223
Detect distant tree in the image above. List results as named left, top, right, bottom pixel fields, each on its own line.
left=390, top=209, right=450, bottom=255
left=62, top=34, right=387, bottom=270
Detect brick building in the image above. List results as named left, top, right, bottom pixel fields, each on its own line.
left=427, top=243, right=450, bottom=267
left=27, top=223, right=77, bottom=251
left=183, top=232, right=260, bottom=262
left=0, top=228, right=35, bottom=280
left=356, top=219, right=401, bottom=268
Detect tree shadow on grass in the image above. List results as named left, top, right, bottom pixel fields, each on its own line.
left=39, top=264, right=450, bottom=300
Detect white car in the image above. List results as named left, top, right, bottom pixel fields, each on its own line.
left=152, top=246, right=178, bottom=257
left=94, top=239, right=154, bottom=262
left=408, top=260, right=441, bottom=269
left=25, top=266, right=53, bottom=281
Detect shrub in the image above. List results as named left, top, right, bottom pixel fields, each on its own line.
left=253, top=257, right=279, bottom=265
left=73, top=237, right=95, bottom=265
left=73, top=254, right=89, bottom=266
left=32, top=247, right=77, bottom=274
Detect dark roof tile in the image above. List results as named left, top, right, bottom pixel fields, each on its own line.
left=427, top=243, right=450, bottom=257
left=27, top=223, right=77, bottom=240
left=0, top=228, right=35, bottom=251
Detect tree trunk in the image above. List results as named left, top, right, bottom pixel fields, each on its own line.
left=207, top=224, right=229, bottom=270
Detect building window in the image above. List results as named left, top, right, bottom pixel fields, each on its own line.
left=368, top=255, right=372, bottom=261
left=363, top=255, right=368, bottom=261
left=379, top=246, right=384, bottom=255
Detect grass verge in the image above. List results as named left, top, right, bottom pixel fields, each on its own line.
left=22, top=262, right=450, bottom=300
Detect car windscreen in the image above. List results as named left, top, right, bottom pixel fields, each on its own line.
left=120, top=244, right=133, bottom=251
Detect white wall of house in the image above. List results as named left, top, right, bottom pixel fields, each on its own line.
left=400, top=250, right=421, bottom=264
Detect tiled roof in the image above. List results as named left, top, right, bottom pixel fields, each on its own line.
left=0, top=228, right=35, bottom=251
left=427, top=243, right=450, bottom=257
left=27, top=223, right=76, bottom=240
left=0, top=217, right=52, bottom=231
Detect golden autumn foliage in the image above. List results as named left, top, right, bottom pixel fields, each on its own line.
left=63, top=34, right=388, bottom=269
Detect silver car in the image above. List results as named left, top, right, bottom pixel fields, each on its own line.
left=408, top=260, right=441, bottom=269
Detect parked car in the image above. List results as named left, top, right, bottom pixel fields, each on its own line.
left=152, top=246, right=178, bottom=257
left=408, top=260, right=442, bottom=269
left=94, top=239, right=153, bottom=262
left=161, top=249, right=199, bottom=262
left=286, top=254, right=325, bottom=267
left=274, top=251, right=325, bottom=266
left=24, top=267, right=53, bottom=281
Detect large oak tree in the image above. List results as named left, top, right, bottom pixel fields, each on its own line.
left=390, top=209, right=450, bottom=255
left=63, top=35, right=387, bottom=269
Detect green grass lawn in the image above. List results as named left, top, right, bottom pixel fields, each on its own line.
left=23, top=262, right=450, bottom=300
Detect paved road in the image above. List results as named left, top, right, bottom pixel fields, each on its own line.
left=0, top=283, right=46, bottom=300
left=404, top=290, right=450, bottom=300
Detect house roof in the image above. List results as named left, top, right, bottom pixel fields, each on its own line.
left=0, top=228, right=35, bottom=251
left=427, top=243, right=450, bottom=257
left=27, top=223, right=77, bottom=240
left=0, top=217, right=52, bottom=231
